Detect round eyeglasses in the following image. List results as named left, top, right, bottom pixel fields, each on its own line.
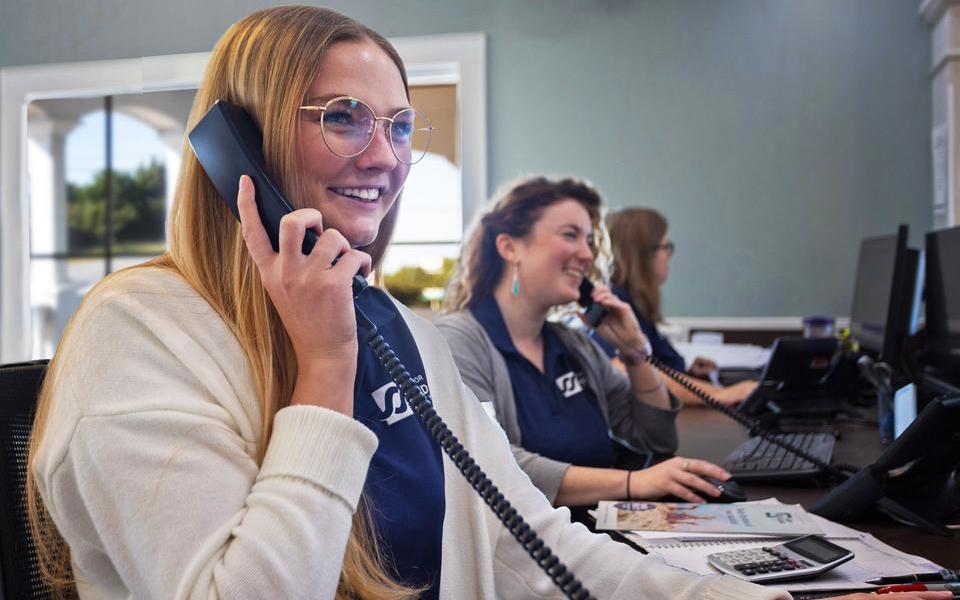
left=298, top=96, right=434, bottom=165
left=652, top=241, right=675, bottom=256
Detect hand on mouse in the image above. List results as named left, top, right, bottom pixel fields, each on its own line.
left=629, top=457, right=731, bottom=503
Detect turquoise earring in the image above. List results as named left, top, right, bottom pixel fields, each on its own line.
left=511, top=263, right=520, bottom=297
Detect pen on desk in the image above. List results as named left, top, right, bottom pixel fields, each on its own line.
left=874, top=582, right=960, bottom=595
left=866, top=569, right=960, bottom=585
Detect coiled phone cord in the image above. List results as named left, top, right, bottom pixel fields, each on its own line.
left=645, top=355, right=859, bottom=482
left=355, top=306, right=595, bottom=600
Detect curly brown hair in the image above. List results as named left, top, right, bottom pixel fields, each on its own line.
left=444, top=175, right=609, bottom=312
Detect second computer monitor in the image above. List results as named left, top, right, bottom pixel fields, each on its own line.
left=849, top=225, right=918, bottom=363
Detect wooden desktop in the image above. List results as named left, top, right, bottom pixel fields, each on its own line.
left=675, top=407, right=959, bottom=569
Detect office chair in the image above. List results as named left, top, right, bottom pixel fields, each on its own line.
left=0, top=360, right=52, bottom=599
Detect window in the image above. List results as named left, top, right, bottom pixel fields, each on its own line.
left=27, top=91, right=193, bottom=357
left=384, top=83, right=461, bottom=311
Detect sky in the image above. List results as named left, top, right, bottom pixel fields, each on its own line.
left=64, top=110, right=165, bottom=185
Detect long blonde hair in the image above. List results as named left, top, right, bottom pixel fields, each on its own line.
left=444, top=175, right=608, bottom=312
left=606, top=207, right=668, bottom=323
left=27, top=7, right=418, bottom=599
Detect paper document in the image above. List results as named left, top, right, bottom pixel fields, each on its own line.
left=594, top=501, right=821, bottom=536
left=674, top=341, right=771, bottom=369
left=597, top=498, right=943, bottom=593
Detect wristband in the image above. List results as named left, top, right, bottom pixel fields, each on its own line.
left=626, top=470, right=633, bottom=501
left=619, top=338, right=653, bottom=366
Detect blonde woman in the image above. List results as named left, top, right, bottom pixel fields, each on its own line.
left=25, top=7, right=931, bottom=600
left=607, top=208, right=758, bottom=407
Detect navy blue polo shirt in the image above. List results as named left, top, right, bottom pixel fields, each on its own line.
left=470, top=295, right=614, bottom=468
left=609, top=286, right=686, bottom=372
left=353, top=288, right=444, bottom=597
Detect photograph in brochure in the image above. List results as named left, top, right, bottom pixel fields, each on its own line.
left=594, top=501, right=822, bottom=536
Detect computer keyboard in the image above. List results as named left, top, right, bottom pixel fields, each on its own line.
left=722, top=431, right=837, bottom=483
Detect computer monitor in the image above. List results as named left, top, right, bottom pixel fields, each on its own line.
left=924, top=225, right=960, bottom=375
left=848, top=225, right=918, bottom=365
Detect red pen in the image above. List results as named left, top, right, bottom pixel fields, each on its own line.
left=875, top=582, right=960, bottom=594
left=876, top=583, right=929, bottom=594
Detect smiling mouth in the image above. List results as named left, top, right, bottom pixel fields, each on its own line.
left=562, top=268, right=585, bottom=279
left=329, top=187, right=383, bottom=202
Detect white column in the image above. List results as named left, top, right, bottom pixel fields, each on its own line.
left=922, top=0, right=960, bottom=228
left=158, top=129, right=183, bottom=245
left=26, top=114, right=77, bottom=358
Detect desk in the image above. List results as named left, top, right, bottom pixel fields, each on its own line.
left=675, top=407, right=959, bottom=569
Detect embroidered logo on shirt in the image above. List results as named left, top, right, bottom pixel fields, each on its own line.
left=555, top=371, right=585, bottom=398
left=371, top=374, right=429, bottom=425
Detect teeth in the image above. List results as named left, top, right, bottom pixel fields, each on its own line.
left=333, top=187, right=380, bottom=201
left=564, top=269, right=584, bottom=277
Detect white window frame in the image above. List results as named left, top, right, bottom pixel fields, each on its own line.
left=0, top=33, right=486, bottom=363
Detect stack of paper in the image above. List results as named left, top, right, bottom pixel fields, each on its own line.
left=674, top=341, right=771, bottom=369
left=593, top=499, right=943, bottom=594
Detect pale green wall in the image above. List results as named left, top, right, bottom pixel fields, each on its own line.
left=0, top=0, right=931, bottom=317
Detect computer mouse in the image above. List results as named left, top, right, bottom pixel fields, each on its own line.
left=702, top=476, right=747, bottom=503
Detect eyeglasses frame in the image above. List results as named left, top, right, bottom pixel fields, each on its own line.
left=651, top=241, right=675, bottom=256
left=298, top=95, right=434, bottom=165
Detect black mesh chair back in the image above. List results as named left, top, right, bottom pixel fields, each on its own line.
left=0, top=360, right=51, bottom=599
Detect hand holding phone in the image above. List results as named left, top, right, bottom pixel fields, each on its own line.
left=578, top=280, right=650, bottom=359
left=236, top=175, right=370, bottom=413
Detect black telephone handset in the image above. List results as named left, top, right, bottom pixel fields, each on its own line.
left=577, top=279, right=609, bottom=327
left=188, top=100, right=594, bottom=600
left=187, top=100, right=368, bottom=297
left=577, top=277, right=851, bottom=484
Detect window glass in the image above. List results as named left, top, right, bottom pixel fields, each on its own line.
left=27, top=90, right=193, bottom=357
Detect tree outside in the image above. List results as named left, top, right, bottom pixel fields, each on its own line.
left=383, top=257, right=457, bottom=308
left=67, top=158, right=166, bottom=254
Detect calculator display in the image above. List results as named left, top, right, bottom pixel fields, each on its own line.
left=783, top=537, right=848, bottom=563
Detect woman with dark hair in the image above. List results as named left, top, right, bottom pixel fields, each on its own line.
left=607, top=208, right=757, bottom=406
left=437, top=176, right=733, bottom=510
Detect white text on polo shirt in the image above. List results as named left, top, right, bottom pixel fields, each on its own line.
left=371, top=374, right=429, bottom=425
left=555, top=371, right=587, bottom=398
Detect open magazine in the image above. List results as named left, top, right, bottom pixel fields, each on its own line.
left=594, top=501, right=822, bottom=536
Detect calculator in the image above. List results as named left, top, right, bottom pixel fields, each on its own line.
left=707, top=535, right=854, bottom=583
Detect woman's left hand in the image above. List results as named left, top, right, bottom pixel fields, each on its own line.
left=689, top=356, right=718, bottom=379
left=582, top=283, right=648, bottom=356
